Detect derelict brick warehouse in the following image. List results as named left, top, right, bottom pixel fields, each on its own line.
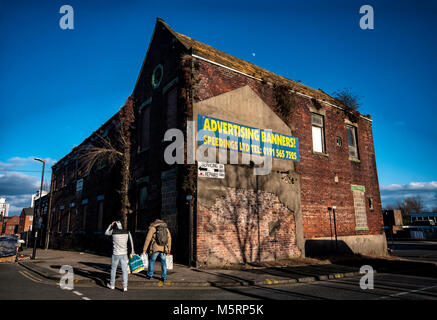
left=45, top=18, right=387, bottom=267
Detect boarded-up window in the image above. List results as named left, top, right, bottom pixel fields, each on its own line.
left=351, top=185, right=368, bottom=230
left=57, top=210, right=62, bottom=232
left=140, top=107, right=150, bottom=150
left=67, top=209, right=71, bottom=232
left=82, top=205, right=87, bottom=231
left=97, top=201, right=104, bottom=232
left=137, top=186, right=148, bottom=231
left=62, top=210, right=67, bottom=233
left=51, top=209, right=55, bottom=232
left=139, top=186, right=148, bottom=210
left=165, top=87, right=178, bottom=130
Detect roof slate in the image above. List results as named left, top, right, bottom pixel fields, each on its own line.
left=170, top=27, right=342, bottom=107
left=22, top=208, right=34, bottom=216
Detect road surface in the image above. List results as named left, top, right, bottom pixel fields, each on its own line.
left=1, top=263, right=437, bottom=300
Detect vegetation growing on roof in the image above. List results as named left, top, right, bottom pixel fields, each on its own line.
left=273, top=84, right=296, bottom=119
left=272, top=82, right=301, bottom=133
left=332, top=88, right=362, bottom=111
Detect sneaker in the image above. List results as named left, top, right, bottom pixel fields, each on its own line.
left=123, top=287, right=127, bottom=292
left=107, top=283, right=115, bottom=290
left=146, top=275, right=153, bottom=280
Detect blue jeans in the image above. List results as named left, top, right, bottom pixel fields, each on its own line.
left=147, top=251, right=167, bottom=281
left=110, top=254, right=128, bottom=288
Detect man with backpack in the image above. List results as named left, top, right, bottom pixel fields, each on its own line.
left=142, top=219, right=171, bottom=282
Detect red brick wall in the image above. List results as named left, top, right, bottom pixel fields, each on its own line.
left=4, top=216, right=20, bottom=235
left=291, top=95, right=384, bottom=238
left=193, top=57, right=384, bottom=248
left=197, top=187, right=300, bottom=266
left=19, top=215, right=33, bottom=233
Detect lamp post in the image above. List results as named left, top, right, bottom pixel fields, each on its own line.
left=32, top=158, right=45, bottom=260
left=0, top=209, right=4, bottom=235
left=45, top=168, right=54, bottom=250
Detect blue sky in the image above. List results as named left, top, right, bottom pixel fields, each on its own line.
left=0, top=0, right=436, bottom=215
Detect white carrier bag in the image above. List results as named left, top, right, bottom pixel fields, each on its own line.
left=166, top=254, right=173, bottom=270
left=141, top=252, right=149, bottom=269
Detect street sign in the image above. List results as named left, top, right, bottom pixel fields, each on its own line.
left=197, top=162, right=225, bottom=179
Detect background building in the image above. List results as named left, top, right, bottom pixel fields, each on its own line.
left=45, top=19, right=386, bottom=267
left=31, top=191, right=48, bottom=208
left=2, top=216, right=20, bottom=235
left=18, top=208, right=34, bottom=233
left=0, top=198, right=10, bottom=218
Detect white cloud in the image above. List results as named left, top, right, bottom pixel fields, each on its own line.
left=380, top=181, right=437, bottom=211
left=0, top=156, right=56, bottom=216
left=0, top=172, right=40, bottom=196
left=0, top=156, right=57, bottom=169
left=4, top=194, right=34, bottom=216
left=380, top=181, right=437, bottom=192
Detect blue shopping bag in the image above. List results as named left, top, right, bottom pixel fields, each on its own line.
left=128, top=254, right=144, bottom=273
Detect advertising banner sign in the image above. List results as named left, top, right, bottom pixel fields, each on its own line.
left=197, top=115, right=300, bottom=161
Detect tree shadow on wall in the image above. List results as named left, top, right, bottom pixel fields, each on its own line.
left=202, top=171, right=298, bottom=266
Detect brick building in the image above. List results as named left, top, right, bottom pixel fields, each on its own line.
left=18, top=208, right=34, bottom=233
left=45, top=19, right=386, bottom=267
left=2, top=216, right=20, bottom=236
left=0, top=198, right=10, bottom=218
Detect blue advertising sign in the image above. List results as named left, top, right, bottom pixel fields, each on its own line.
left=197, top=115, right=300, bottom=161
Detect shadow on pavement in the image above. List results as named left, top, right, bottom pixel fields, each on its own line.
left=329, top=255, right=437, bottom=279
left=50, top=264, right=107, bottom=287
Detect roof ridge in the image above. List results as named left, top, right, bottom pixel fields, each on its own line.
left=173, top=31, right=339, bottom=105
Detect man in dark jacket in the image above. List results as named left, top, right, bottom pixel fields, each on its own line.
left=142, top=219, right=171, bottom=282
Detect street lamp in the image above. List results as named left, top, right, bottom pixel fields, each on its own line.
left=0, top=209, right=4, bottom=235
left=32, top=158, right=45, bottom=260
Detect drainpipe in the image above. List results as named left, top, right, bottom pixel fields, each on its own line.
left=329, top=206, right=338, bottom=253
left=187, top=195, right=193, bottom=267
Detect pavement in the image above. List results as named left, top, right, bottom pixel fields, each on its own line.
left=15, top=242, right=437, bottom=289
left=16, top=248, right=364, bottom=288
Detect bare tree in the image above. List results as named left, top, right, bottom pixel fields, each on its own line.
left=42, top=181, right=50, bottom=192
left=385, top=197, right=424, bottom=224
left=78, top=97, right=135, bottom=228
left=403, top=196, right=424, bottom=215
left=332, top=88, right=362, bottom=110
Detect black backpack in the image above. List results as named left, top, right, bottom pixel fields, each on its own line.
left=155, top=224, right=168, bottom=246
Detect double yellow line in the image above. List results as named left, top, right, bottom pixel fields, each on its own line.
left=19, top=270, right=44, bottom=283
